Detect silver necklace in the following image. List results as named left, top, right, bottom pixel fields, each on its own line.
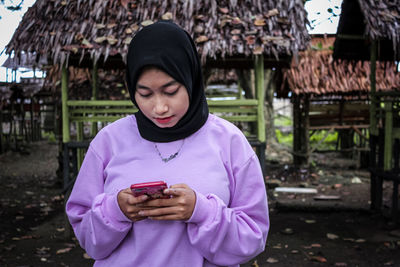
left=154, top=139, right=185, bottom=163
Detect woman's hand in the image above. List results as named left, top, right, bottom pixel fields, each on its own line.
left=117, top=188, right=150, bottom=222
left=138, top=183, right=196, bottom=221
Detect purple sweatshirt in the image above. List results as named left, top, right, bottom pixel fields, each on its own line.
left=66, top=114, right=269, bottom=267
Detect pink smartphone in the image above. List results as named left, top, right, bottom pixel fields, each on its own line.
left=130, top=181, right=169, bottom=199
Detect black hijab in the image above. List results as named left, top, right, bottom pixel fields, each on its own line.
left=126, top=21, right=209, bottom=142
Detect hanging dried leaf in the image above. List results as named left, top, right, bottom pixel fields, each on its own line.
left=253, top=46, right=263, bottom=54
left=120, top=0, right=129, bottom=9
left=265, top=8, right=279, bottom=17
left=254, top=19, right=266, bottom=26
left=49, top=32, right=56, bottom=36
left=162, top=12, right=173, bottom=20
left=220, top=19, right=231, bottom=27
left=194, top=25, right=204, bottom=33
left=62, top=45, right=79, bottom=54
left=245, top=35, right=256, bottom=45
left=95, top=23, right=106, bottom=29
left=107, top=36, right=118, bottom=45
left=74, top=33, right=84, bottom=42
left=141, top=20, right=154, bottom=26
left=218, top=7, right=229, bottom=14
left=130, top=24, right=139, bottom=31
left=195, top=35, right=208, bottom=43
left=81, top=39, right=94, bottom=48
left=125, top=28, right=132, bottom=34
left=194, top=14, right=205, bottom=21
left=94, top=36, right=107, bottom=43
left=230, top=29, right=241, bottom=35
left=107, top=23, right=118, bottom=29
left=231, top=17, right=242, bottom=25
left=124, top=37, right=132, bottom=44
left=231, top=35, right=240, bottom=41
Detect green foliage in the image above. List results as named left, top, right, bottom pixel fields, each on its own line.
left=42, top=131, right=56, bottom=143
left=275, top=129, right=293, bottom=147
left=274, top=115, right=292, bottom=127
left=310, top=130, right=338, bottom=150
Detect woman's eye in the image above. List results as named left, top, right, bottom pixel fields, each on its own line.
left=139, top=93, right=151, bottom=98
left=165, top=87, right=180, bottom=96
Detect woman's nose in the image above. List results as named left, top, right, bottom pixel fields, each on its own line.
left=154, top=97, right=168, bottom=114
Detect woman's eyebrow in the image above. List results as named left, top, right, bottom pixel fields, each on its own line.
left=136, top=80, right=177, bottom=90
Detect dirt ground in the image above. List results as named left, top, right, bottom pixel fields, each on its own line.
left=0, top=140, right=399, bottom=267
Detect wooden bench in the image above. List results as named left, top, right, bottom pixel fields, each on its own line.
left=63, top=98, right=266, bottom=191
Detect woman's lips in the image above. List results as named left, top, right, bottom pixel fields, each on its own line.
left=155, top=116, right=173, bottom=124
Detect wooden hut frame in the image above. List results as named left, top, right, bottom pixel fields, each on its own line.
left=333, top=0, right=400, bottom=218
left=6, top=0, right=310, bottom=181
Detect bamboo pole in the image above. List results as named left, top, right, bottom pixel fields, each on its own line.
left=369, top=41, right=377, bottom=136
left=254, top=55, right=265, bottom=143
left=91, top=61, right=98, bottom=135
left=384, top=103, right=393, bottom=171
left=61, top=65, right=70, bottom=143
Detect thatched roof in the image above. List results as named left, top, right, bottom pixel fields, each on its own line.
left=6, top=0, right=310, bottom=70
left=333, top=0, right=400, bottom=61
left=283, top=35, right=400, bottom=97
left=2, top=53, right=48, bottom=70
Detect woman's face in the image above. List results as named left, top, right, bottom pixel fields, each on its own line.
left=135, top=67, right=190, bottom=128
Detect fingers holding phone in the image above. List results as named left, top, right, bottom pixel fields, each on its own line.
left=117, top=188, right=149, bottom=222
left=139, top=183, right=196, bottom=221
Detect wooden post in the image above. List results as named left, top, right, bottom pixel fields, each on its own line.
left=369, top=41, right=377, bottom=136
left=91, top=61, right=98, bottom=136
left=254, top=55, right=265, bottom=143
left=62, top=65, right=70, bottom=143
left=384, top=102, right=393, bottom=171
left=304, top=96, right=310, bottom=166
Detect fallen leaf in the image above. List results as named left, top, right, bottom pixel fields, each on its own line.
left=56, top=247, right=72, bottom=254
left=252, top=260, right=259, bottom=267
left=384, top=261, right=394, bottom=266
left=355, top=238, right=366, bottom=243
left=83, top=253, right=92, bottom=259
left=311, top=243, right=322, bottom=248
left=305, top=219, right=316, bottom=224
left=232, top=17, right=242, bottom=25
left=291, top=250, right=299, bottom=254
left=281, top=228, right=294, bottom=235
left=266, top=257, right=279, bottom=263
left=56, top=227, right=65, bottom=232
left=327, top=233, right=339, bottom=240
left=311, top=256, right=327, bottom=263
left=335, top=263, right=348, bottom=266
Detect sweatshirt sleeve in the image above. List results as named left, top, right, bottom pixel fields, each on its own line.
left=186, top=154, right=269, bottom=266
left=65, top=146, right=132, bottom=260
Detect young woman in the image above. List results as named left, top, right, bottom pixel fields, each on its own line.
left=66, top=21, right=269, bottom=267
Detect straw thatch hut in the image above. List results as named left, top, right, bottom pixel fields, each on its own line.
left=332, top=0, right=400, bottom=215
left=4, top=0, right=310, bottom=146
left=6, top=0, right=310, bottom=69
left=283, top=35, right=400, bottom=166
